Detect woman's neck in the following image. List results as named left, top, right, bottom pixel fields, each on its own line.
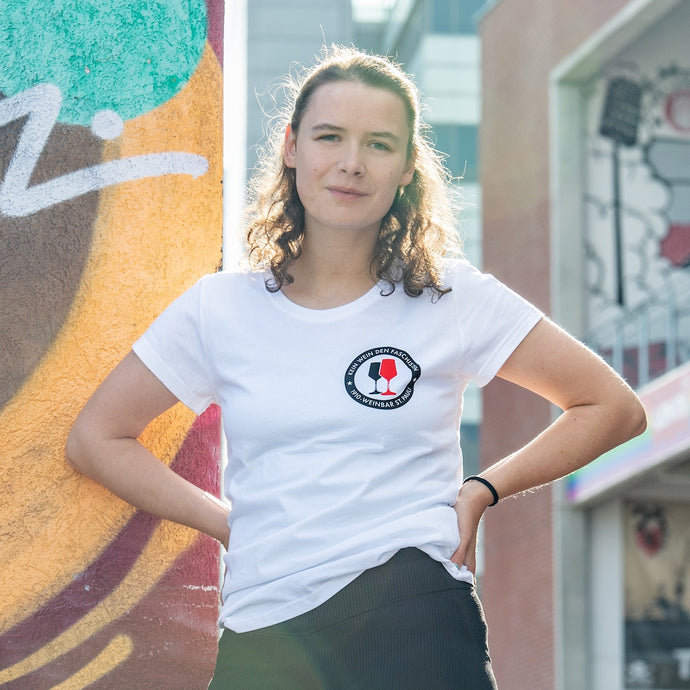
left=280, top=228, right=379, bottom=309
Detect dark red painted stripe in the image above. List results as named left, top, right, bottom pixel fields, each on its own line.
left=2, top=534, right=220, bottom=690
left=205, top=0, right=224, bottom=68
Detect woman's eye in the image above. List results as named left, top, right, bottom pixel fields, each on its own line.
left=370, top=141, right=391, bottom=151
left=317, top=134, right=339, bottom=142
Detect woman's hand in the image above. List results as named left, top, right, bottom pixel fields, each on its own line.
left=450, top=479, right=495, bottom=574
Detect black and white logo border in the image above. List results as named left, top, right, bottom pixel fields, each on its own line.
left=344, top=346, right=421, bottom=409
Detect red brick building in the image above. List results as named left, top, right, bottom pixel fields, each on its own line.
left=478, top=1, right=690, bottom=689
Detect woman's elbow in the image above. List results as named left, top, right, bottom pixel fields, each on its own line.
left=631, top=397, right=648, bottom=437
left=64, top=422, right=91, bottom=475
left=64, top=433, right=81, bottom=473
left=617, top=388, right=648, bottom=442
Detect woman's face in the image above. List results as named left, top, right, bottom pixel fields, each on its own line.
left=284, top=80, right=415, bottom=241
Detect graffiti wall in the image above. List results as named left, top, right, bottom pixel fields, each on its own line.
left=0, top=2, right=224, bottom=688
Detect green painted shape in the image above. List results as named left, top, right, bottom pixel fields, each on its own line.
left=0, top=0, right=207, bottom=126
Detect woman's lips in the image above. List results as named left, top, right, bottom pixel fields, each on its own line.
left=328, top=186, right=367, bottom=200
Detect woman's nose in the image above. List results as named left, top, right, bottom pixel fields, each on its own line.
left=337, top=146, right=365, bottom=176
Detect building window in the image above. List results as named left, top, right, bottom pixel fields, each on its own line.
left=431, top=0, right=485, bottom=34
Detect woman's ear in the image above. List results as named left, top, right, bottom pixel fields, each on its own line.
left=283, top=124, right=296, bottom=168
left=400, top=151, right=416, bottom=187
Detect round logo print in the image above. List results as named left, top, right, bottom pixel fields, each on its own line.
left=344, top=346, right=421, bottom=409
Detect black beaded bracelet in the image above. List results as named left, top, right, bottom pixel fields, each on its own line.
left=462, top=475, right=499, bottom=506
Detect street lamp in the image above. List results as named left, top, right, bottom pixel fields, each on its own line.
left=599, top=77, right=643, bottom=306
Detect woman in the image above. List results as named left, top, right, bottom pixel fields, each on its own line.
left=66, top=46, right=646, bottom=689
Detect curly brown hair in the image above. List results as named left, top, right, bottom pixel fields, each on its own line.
left=244, top=45, right=462, bottom=297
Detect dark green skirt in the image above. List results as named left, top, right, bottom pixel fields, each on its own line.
left=208, top=548, right=497, bottom=690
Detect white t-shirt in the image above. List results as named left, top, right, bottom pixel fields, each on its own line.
left=132, top=259, right=542, bottom=632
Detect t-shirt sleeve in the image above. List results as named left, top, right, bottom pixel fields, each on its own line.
left=451, top=260, right=544, bottom=387
left=132, top=278, right=215, bottom=414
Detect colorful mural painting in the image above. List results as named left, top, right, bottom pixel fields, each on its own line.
left=0, top=2, right=224, bottom=688
left=625, top=502, right=690, bottom=688
left=583, top=52, right=690, bottom=387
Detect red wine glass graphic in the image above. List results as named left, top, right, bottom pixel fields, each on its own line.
left=378, top=358, right=397, bottom=396
left=368, top=361, right=382, bottom=394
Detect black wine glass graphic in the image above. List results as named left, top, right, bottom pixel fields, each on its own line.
left=368, top=361, right=382, bottom=394
left=379, top=358, right=397, bottom=396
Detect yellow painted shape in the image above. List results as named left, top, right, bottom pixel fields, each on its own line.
left=50, top=635, right=134, bottom=690
left=0, top=44, right=223, bottom=632
left=0, top=521, right=200, bottom=684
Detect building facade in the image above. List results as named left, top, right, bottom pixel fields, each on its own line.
left=479, top=1, right=690, bottom=688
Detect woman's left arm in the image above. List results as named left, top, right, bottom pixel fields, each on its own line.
left=452, top=317, right=647, bottom=571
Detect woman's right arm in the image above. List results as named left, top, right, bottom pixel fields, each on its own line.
left=65, top=350, right=230, bottom=546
